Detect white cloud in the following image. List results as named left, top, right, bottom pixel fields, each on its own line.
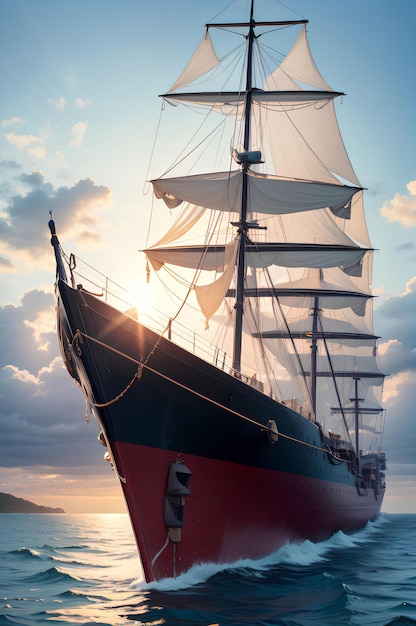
left=5, top=364, right=44, bottom=387
left=380, top=180, right=416, bottom=228
left=378, top=337, right=416, bottom=376
left=2, top=116, right=26, bottom=128
left=23, top=303, right=56, bottom=350
left=70, top=120, right=88, bottom=149
left=407, top=180, right=416, bottom=195
left=3, top=132, right=42, bottom=151
left=28, top=146, right=46, bottom=159
left=376, top=276, right=416, bottom=370
left=74, top=98, right=92, bottom=109
left=373, top=285, right=386, bottom=296
left=381, top=366, right=409, bottom=404
left=403, top=275, right=416, bottom=296
left=47, top=96, right=67, bottom=110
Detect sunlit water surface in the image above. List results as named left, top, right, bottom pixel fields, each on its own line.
left=1, top=513, right=415, bottom=625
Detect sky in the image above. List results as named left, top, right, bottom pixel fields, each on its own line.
left=0, top=0, right=415, bottom=515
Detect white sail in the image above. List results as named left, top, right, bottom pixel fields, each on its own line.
left=149, top=204, right=206, bottom=248
left=270, top=25, right=332, bottom=91
left=194, top=239, right=238, bottom=330
left=144, top=14, right=384, bottom=451
left=167, top=31, right=220, bottom=94
left=146, top=243, right=367, bottom=275
left=152, top=170, right=360, bottom=217
left=247, top=268, right=373, bottom=317
left=163, top=91, right=340, bottom=107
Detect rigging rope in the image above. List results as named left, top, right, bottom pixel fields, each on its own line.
left=262, top=263, right=315, bottom=415
left=318, top=314, right=354, bottom=449
left=69, top=326, right=343, bottom=458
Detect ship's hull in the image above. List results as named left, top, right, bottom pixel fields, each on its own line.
left=56, top=280, right=383, bottom=582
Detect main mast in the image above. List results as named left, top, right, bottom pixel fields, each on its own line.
left=233, top=0, right=255, bottom=374
left=224, top=3, right=307, bottom=374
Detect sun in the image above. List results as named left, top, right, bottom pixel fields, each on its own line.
left=124, top=277, right=156, bottom=319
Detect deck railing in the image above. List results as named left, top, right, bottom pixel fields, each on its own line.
left=67, top=255, right=234, bottom=375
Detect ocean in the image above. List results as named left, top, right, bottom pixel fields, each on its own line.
left=0, top=513, right=415, bottom=626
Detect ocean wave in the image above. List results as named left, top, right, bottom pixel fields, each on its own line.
left=390, top=602, right=416, bottom=612
left=23, top=566, right=82, bottom=584
left=58, top=589, right=90, bottom=599
left=1, top=513, right=414, bottom=626
left=7, top=547, right=42, bottom=560
left=383, top=618, right=416, bottom=626
left=47, top=555, right=107, bottom=569
left=42, top=543, right=88, bottom=551
left=138, top=517, right=389, bottom=592
left=0, top=614, right=34, bottom=625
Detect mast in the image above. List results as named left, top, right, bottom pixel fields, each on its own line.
left=353, top=376, right=362, bottom=467
left=310, top=297, right=320, bottom=417
left=232, top=0, right=255, bottom=374
left=230, top=4, right=308, bottom=375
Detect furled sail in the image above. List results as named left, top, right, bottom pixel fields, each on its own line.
left=152, top=170, right=361, bottom=217
left=145, top=242, right=368, bottom=275
left=235, top=268, right=373, bottom=317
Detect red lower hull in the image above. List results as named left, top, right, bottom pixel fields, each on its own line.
left=112, top=441, right=382, bottom=582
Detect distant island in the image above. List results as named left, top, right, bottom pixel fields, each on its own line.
left=0, top=492, right=65, bottom=514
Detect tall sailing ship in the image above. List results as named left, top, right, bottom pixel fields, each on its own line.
left=50, top=0, right=386, bottom=582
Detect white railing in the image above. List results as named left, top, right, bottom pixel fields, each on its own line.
left=67, top=255, right=233, bottom=374
left=66, top=253, right=273, bottom=396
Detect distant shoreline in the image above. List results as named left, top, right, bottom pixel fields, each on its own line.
left=0, top=492, right=65, bottom=514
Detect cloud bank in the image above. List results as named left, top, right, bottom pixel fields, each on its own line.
left=0, top=169, right=111, bottom=272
